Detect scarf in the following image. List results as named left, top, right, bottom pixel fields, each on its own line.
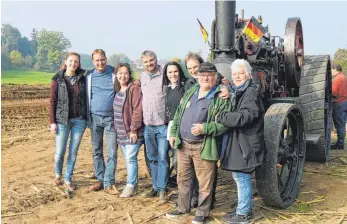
left=230, top=79, right=251, bottom=110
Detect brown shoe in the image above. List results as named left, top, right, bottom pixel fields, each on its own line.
left=55, top=177, right=63, bottom=186
left=141, top=188, right=158, bottom=198
left=65, top=182, right=76, bottom=191
left=158, top=191, right=168, bottom=204
left=84, top=172, right=97, bottom=179
left=104, top=185, right=119, bottom=195
left=88, top=181, right=103, bottom=192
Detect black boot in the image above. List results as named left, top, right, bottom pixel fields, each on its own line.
left=331, top=143, right=344, bottom=150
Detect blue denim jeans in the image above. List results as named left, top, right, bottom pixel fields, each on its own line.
left=91, top=114, right=118, bottom=188
left=232, top=172, right=252, bottom=215
left=120, top=144, right=141, bottom=187
left=55, top=118, right=86, bottom=183
left=144, top=125, right=169, bottom=192
left=333, top=101, right=347, bottom=146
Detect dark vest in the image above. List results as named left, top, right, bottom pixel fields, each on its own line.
left=53, top=69, right=87, bottom=124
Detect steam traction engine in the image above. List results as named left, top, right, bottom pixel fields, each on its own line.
left=210, top=1, right=333, bottom=208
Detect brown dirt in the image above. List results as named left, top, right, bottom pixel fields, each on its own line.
left=1, top=84, right=347, bottom=224
left=1, top=84, right=51, bottom=101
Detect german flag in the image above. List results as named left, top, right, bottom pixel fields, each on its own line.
left=242, top=16, right=264, bottom=43
left=197, top=18, right=208, bottom=43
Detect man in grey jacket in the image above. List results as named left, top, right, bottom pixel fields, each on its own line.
left=85, top=49, right=118, bottom=195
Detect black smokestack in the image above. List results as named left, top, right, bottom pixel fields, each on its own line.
left=214, top=0, right=236, bottom=59
left=212, top=0, right=236, bottom=82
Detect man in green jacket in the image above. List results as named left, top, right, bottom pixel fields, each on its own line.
left=166, top=62, right=230, bottom=224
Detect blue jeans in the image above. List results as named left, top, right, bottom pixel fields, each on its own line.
left=55, top=118, right=86, bottom=183
left=232, top=172, right=252, bottom=215
left=91, top=114, right=118, bottom=188
left=120, top=144, right=141, bottom=187
left=144, top=125, right=169, bottom=192
left=333, top=101, right=347, bottom=146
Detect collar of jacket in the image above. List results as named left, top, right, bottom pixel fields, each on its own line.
left=85, top=65, right=116, bottom=84
left=231, top=79, right=251, bottom=94
left=126, top=82, right=134, bottom=90
left=333, top=72, right=344, bottom=79
left=52, top=69, right=86, bottom=82
left=194, top=84, right=219, bottom=99
left=143, top=65, right=163, bottom=78
left=188, top=76, right=197, bottom=84
left=189, top=83, right=221, bottom=99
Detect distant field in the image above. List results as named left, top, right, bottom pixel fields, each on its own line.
left=1, top=70, right=54, bottom=85
left=1, top=69, right=140, bottom=85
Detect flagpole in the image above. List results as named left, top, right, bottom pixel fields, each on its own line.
left=197, top=18, right=210, bottom=47
left=207, top=40, right=212, bottom=49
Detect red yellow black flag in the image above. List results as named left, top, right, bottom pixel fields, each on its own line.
left=197, top=18, right=208, bottom=43
left=242, top=16, right=264, bottom=43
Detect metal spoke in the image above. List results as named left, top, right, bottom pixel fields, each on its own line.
left=276, top=111, right=305, bottom=202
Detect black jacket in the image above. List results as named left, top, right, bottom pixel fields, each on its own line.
left=184, top=76, right=197, bottom=92
left=165, top=84, right=185, bottom=124
left=50, top=69, right=86, bottom=125
left=218, top=80, right=265, bottom=173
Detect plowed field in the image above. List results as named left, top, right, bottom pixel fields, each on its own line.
left=1, top=84, right=347, bottom=224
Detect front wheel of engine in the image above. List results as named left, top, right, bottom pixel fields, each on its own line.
left=255, top=103, right=306, bottom=208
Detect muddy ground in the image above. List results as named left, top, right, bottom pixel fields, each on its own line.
left=1, top=84, right=347, bottom=224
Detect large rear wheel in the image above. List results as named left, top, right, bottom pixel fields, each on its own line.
left=255, top=103, right=306, bottom=208
left=299, top=55, right=332, bottom=162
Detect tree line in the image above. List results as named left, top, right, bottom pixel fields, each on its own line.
left=1, top=24, right=70, bottom=71
left=1, top=24, right=134, bottom=72
left=334, top=49, right=347, bottom=73
left=2, top=24, right=346, bottom=73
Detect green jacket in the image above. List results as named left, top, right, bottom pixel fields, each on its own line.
left=170, top=84, right=231, bottom=161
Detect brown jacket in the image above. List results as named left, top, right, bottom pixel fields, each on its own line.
left=119, top=82, right=144, bottom=135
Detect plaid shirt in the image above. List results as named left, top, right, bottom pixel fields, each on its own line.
left=140, top=66, right=166, bottom=126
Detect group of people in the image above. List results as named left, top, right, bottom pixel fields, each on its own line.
left=50, top=48, right=265, bottom=224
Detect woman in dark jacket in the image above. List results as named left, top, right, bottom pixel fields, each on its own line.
left=50, top=52, right=87, bottom=191
left=162, top=61, right=187, bottom=186
left=113, top=63, right=143, bottom=198
left=216, top=59, right=265, bottom=224
left=163, top=61, right=187, bottom=131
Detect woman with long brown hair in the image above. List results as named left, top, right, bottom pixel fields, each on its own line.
left=113, top=63, right=143, bottom=197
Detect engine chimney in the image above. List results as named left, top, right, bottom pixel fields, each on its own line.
left=212, top=0, right=237, bottom=82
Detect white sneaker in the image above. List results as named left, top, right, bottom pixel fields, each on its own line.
left=120, top=185, right=135, bottom=198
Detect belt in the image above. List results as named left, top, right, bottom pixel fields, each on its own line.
left=183, top=139, right=203, bottom=145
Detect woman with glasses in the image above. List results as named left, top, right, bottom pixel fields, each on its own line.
left=113, top=63, right=143, bottom=197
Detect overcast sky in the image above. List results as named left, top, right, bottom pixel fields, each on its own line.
left=2, top=1, right=347, bottom=60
